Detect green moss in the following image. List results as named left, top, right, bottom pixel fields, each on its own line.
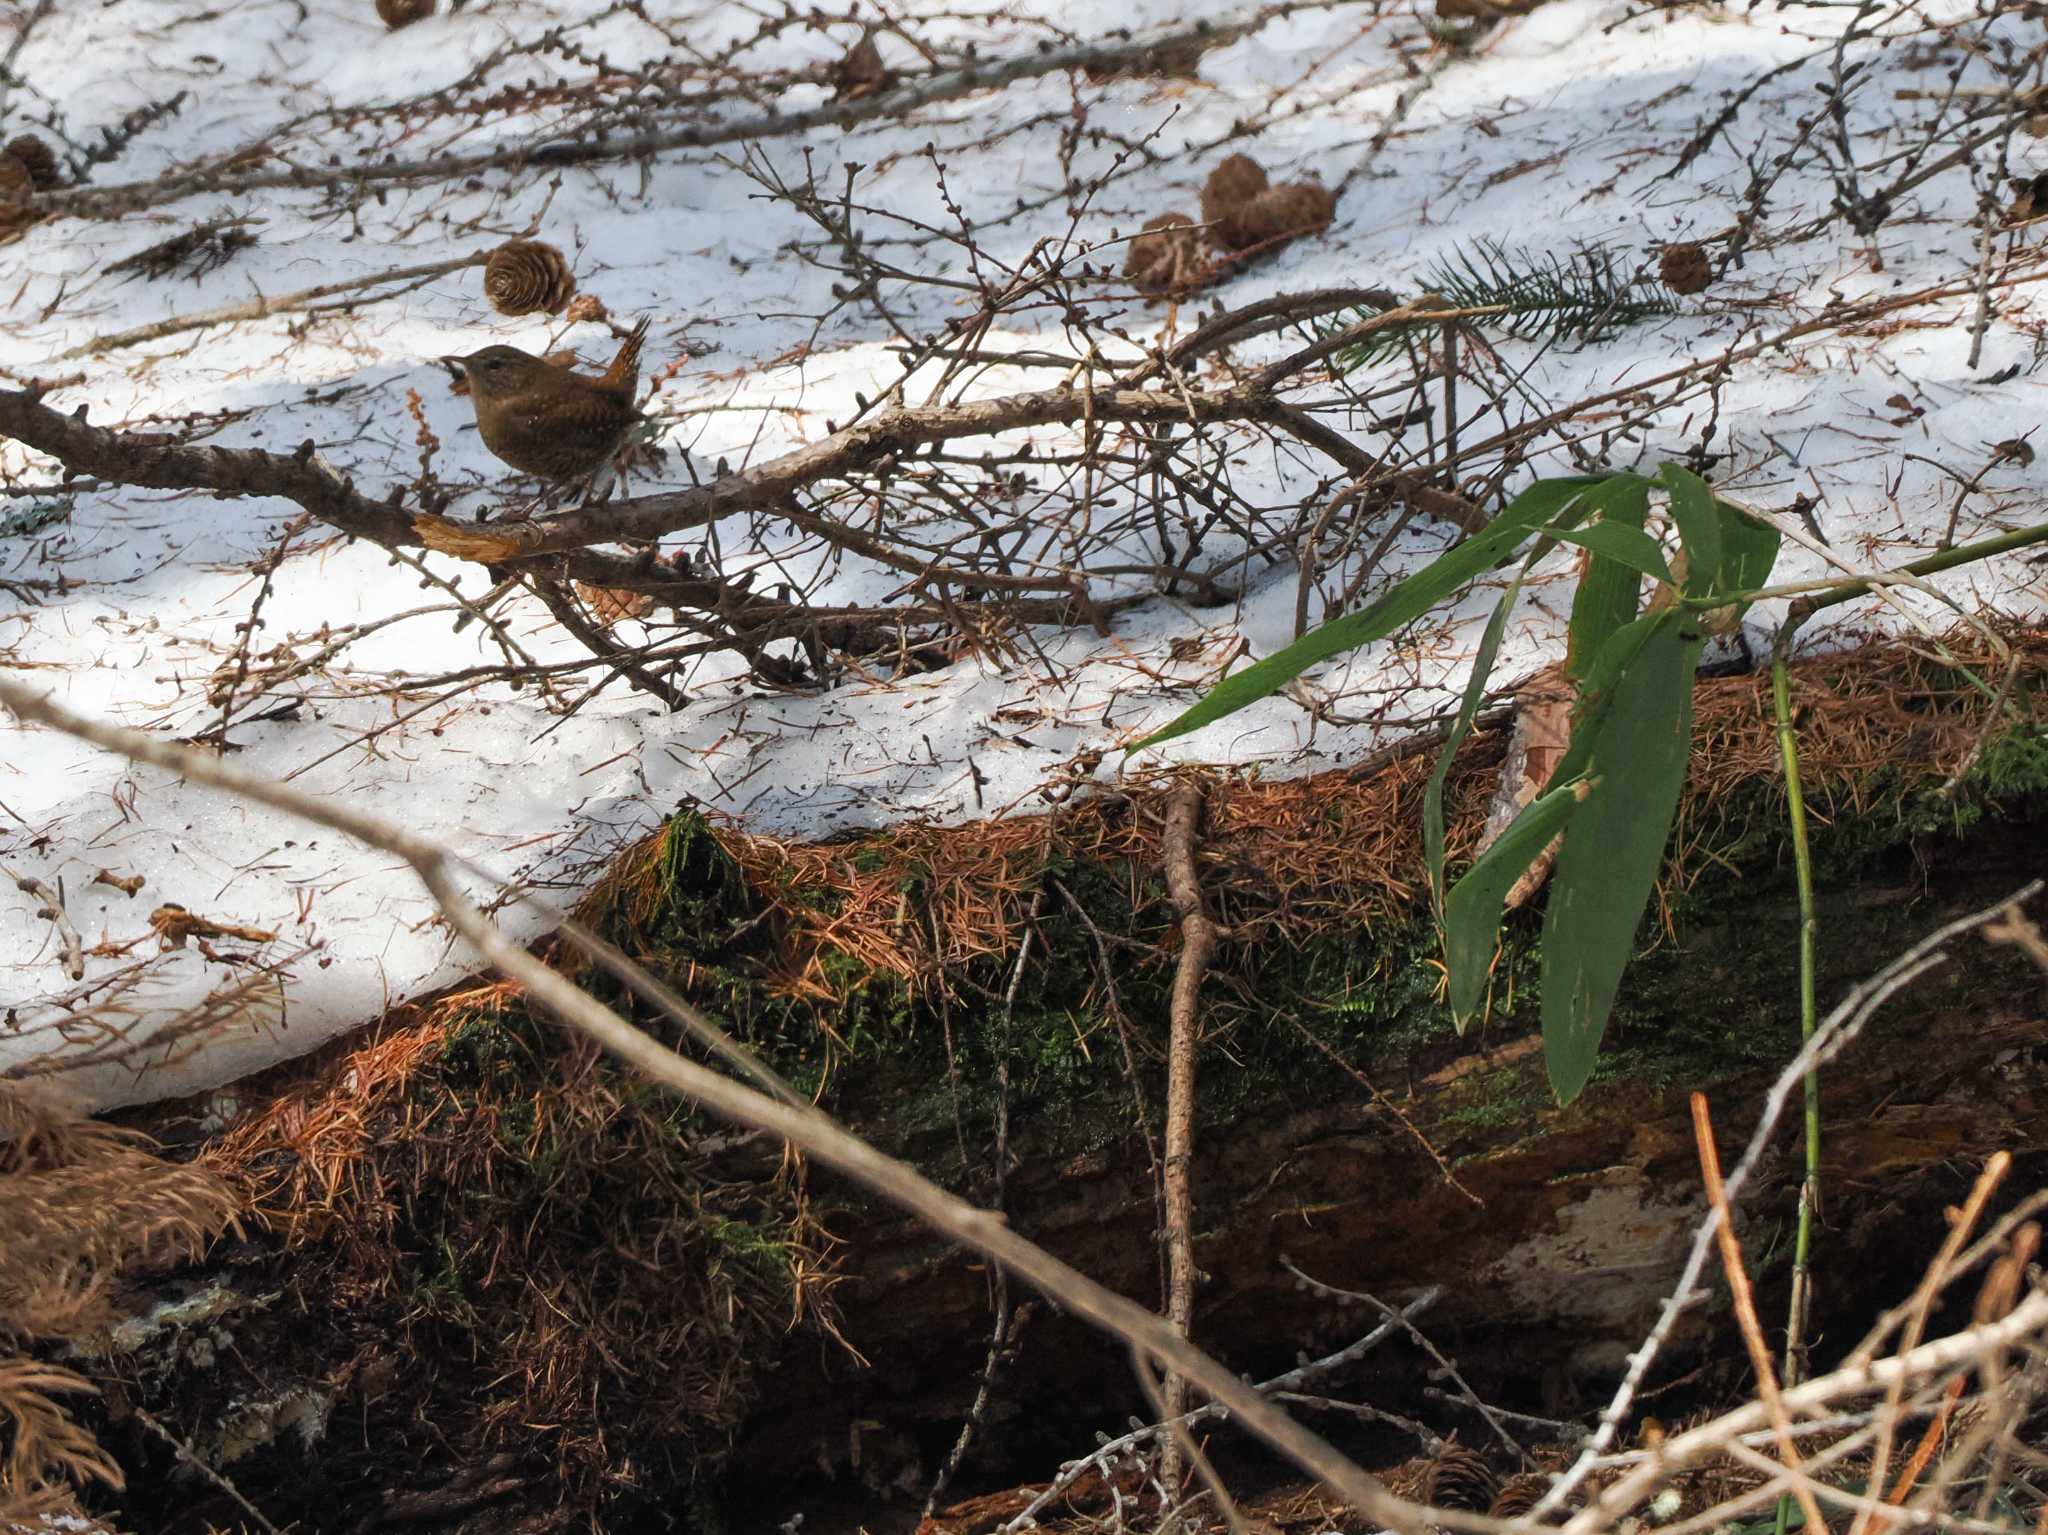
left=571, top=715, right=2046, bottom=1166
left=354, top=707, right=2045, bottom=1524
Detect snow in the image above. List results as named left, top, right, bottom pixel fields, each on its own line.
left=1, top=0, right=2043, bottom=1108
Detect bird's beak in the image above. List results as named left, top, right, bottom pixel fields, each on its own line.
left=438, top=355, right=468, bottom=379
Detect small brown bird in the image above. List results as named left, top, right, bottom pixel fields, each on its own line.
left=442, top=317, right=650, bottom=493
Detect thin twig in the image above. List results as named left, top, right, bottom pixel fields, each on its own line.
left=1159, top=779, right=1221, bottom=1491
left=0, top=677, right=1430, bottom=1535
left=1690, top=1091, right=1834, bottom=1535
left=1537, top=878, right=2047, bottom=1523
left=7, top=865, right=84, bottom=980
left=56, top=252, right=490, bottom=359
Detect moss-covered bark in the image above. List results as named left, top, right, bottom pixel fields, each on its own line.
left=78, top=685, right=2048, bottom=1535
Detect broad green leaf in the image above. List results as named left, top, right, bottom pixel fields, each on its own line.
left=1547, top=522, right=1672, bottom=588
left=1133, top=475, right=1615, bottom=750
left=1660, top=464, right=1722, bottom=597
left=1444, top=775, right=1587, bottom=1030
left=1560, top=475, right=1653, bottom=683
left=1654, top=464, right=1782, bottom=632
left=1546, top=608, right=1678, bottom=791
left=1711, top=504, right=1782, bottom=627
left=1540, top=616, right=1704, bottom=1104
left=1423, top=561, right=1527, bottom=923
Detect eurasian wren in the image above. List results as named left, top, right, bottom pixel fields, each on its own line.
left=442, top=317, right=649, bottom=488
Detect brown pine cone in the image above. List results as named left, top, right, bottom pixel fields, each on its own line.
left=575, top=581, right=653, bottom=623
left=1658, top=241, right=1713, bottom=295
left=1487, top=1472, right=1554, bottom=1521
left=1214, top=180, right=1335, bottom=252
left=1420, top=1441, right=1499, bottom=1512
left=1201, top=153, right=1269, bottom=230
left=0, top=153, right=34, bottom=235
left=1124, top=211, right=1201, bottom=293
left=375, top=0, right=436, bottom=27
left=483, top=238, right=576, bottom=316
left=5, top=135, right=58, bottom=190
left=563, top=291, right=610, bottom=324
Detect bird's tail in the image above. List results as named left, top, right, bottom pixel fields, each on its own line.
left=602, top=316, right=652, bottom=389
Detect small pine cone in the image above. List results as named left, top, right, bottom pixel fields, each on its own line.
left=1658, top=241, right=1713, bottom=295
left=483, top=238, right=576, bottom=316
left=1215, top=180, right=1335, bottom=252
left=1201, top=153, right=1269, bottom=228
left=563, top=291, right=609, bottom=324
left=1421, top=1442, right=1499, bottom=1513
left=575, top=582, right=652, bottom=624
left=375, top=0, right=436, bottom=27
left=1488, top=1473, right=1554, bottom=1521
left=5, top=134, right=58, bottom=190
left=1124, top=211, right=1200, bottom=293
left=0, top=152, right=33, bottom=234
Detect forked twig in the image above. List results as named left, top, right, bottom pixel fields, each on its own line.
left=1689, top=1091, right=1833, bottom=1535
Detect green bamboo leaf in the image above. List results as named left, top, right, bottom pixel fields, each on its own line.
left=1562, top=476, right=1655, bottom=684
left=1540, top=615, right=1704, bottom=1104
left=1423, top=561, right=1527, bottom=923
left=1545, top=608, right=1676, bottom=793
left=1660, top=464, right=1723, bottom=598
left=1549, top=522, right=1673, bottom=586
left=1444, top=775, right=1587, bottom=1030
left=1133, top=475, right=1615, bottom=750
left=1713, top=504, right=1782, bottom=624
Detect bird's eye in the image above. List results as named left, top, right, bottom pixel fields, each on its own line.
left=484, top=358, right=506, bottom=371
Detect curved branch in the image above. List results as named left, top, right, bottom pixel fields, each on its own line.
left=30, top=0, right=1374, bottom=220
left=0, top=383, right=1224, bottom=649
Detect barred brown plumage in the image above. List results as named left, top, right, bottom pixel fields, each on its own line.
left=441, top=318, right=650, bottom=487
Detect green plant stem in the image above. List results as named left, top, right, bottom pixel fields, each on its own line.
left=1768, top=652, right=1822, bottom=1535
left=1777, top=519, right=2048, bottom=640
left=1682, top=518, right=2048, bottom=622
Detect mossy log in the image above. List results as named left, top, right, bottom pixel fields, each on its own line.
left=73, top=638, right=2048, bottom=1533
left=716, top=817, right=2047, bottom=1507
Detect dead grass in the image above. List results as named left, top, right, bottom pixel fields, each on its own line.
left=0, top=1083, right=241, bottom=1514
left=598, top=624, right=2045, bottom=1010
left=187, top=622, right=2041, bottom=1524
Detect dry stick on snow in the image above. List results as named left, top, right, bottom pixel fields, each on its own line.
left=30, top=0, right=1368, bottom=219
left=1689, top=1091, right=1833, bottom=1535
left=56, top=251, right=492, bottom=360
left=209, top=511, right=315, bottom=744
left=0, top=677, right=1431, bottom=1535
left=0, top=384, right=1127, bottom=666
left=6, top=865, right=85, bottom=981
left=1159, top=779, right=1222, bottom=1495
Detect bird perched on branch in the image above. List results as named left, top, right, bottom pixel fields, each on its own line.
left=441, top=317, right=650, bottom=496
